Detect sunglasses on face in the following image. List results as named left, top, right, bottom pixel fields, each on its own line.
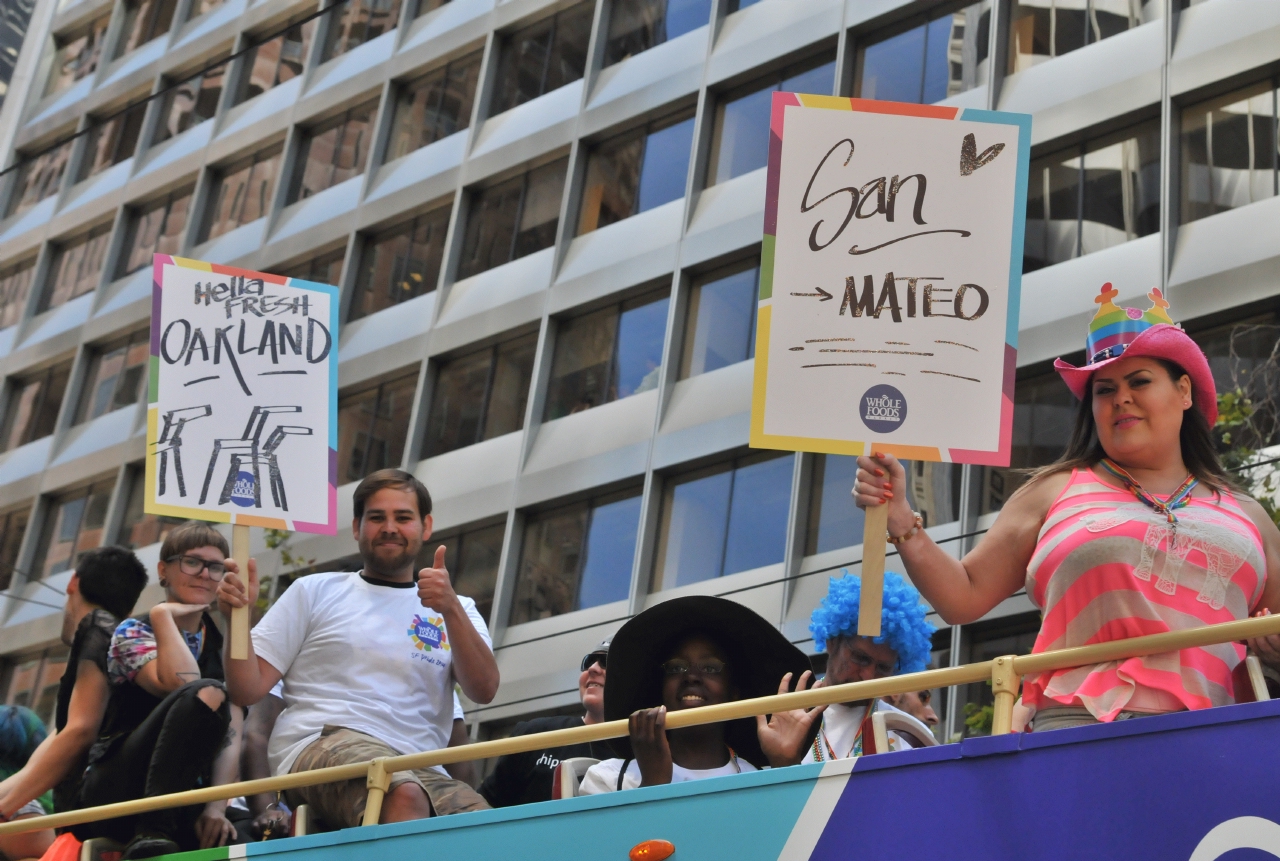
left=166, top=554, right=227, bottom=581
left=661, top=659, right=727, bottom=678
left=580, top=652, right=608, bottom=672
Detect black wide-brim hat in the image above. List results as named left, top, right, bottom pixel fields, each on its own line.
left=603, top=595, right=812, bottom=768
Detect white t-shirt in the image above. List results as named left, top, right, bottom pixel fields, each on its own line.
left=580, top=755, right=758, bottom=794
left=800, top=700, right=924, bottom=762
left=251, top=571, right=491, bottom=776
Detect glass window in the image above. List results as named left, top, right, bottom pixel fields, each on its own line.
left=386, top=52, right=482, bottom=161
left=43, top=17, right=109, bottom=98
left=1024, top=119, right=1159, bottom=273
left=958, top=612, right=1038, bottom=737
left=0, top=362, right=71, bottom=452
left=0, top=0, right=35, bottom=112
left=423, top=333, right=537, bottom=458
left=680, top=259, right=757, bottom=378
left=1194, top=313, right=1280, bottom=454
left=2, top=647, right=68, bottom=727
left=0, top=259, right=36, bottom=330
left=117, top=466, right=183, bottom=549
left=726, top=0, right=761, bottom=10
left=420, top=520, right=504, bottom=622
left=490, top=3, right=592, bottom=115
left=350, top=206, right=450, bottom=320
left=653, top=452, right=792, bottom=590
left=76, top=103, right=148, bottom=182
left=186, top=0, right=224, bottom=21
left=977, top=370, right=1076, bottom=514
left=544, top=289, right=668, bottom=420
left=512, top=488, right=642, bottom=623
left=1180, top=79, right=1279, bottom=226
left=415, top=0, right=449, bottom=16
left=320, top=0, right=400, bottom=63
left=457, top=158, right=568, bottom=279
left=855, top=3, right=989, bottom=104
left=604, top=0, right=711, bottom=67
left=578, top=109, right=695, bottom=234
left=234, top=19, right=317, bottom=105
left=1008, top=0, right=1157, bottom=74
left=117, top=187, right=193, bottom=278
left=200, top=145, right=283, bottom=241
left=154, top=60, right=228, bottom=145
left=287, top=102, right=376, bottom=203
left=0, top=508, right=30, bottom=591
left=336, top=371, right=418, bottom=483
left=114, top=0, right=178, bottom=59
left=278, top=248, right=344, bottom=285
left=40, top=224, right=113, bottom=312
left=5, top=140, right=73, bottom=218
left=30, top=480, right=114, bottom=579
left=707, top=55, right=835, bottom=186
left=75, top=330, right=149, bottom=424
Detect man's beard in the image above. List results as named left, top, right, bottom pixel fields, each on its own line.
left=361, top=540, right=418, bottom=579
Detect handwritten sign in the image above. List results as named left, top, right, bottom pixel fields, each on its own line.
left=751, top=96, right=1031, bottom=466
left=144, top=255, right=339, bottom=533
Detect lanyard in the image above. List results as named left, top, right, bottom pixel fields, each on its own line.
left=1099, top=459, right=1198, bottom=525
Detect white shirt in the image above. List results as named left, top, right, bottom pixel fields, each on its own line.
left=251, top=571, right=491, bottom=776
left=580, top=755, right=758, bottom=794
left=800, top=700, right=924, bottom=762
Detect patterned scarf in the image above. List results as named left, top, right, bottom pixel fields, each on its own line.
left=1099, top=458, right=1198, bottom=524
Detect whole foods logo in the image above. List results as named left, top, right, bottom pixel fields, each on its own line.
left=860, top=385, right=907, bottom=434
left=230, top=471, right=256, bottom=507
left=408, top=614, right=449, bottom=652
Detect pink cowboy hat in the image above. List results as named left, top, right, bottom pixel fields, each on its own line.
left=1054, top=283, right=1218, bottom=426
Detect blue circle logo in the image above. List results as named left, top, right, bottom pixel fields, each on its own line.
left=230, top=471, right=256, bottom=507
left=860, top=385, right=907, bottom=434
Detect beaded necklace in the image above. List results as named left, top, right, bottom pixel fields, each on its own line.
left=809, top=702, right=873, bottom=762
left=1098, top=458, right=1198, bottom=525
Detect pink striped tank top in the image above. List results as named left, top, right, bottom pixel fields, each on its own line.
left=1023, top=468, right=1266, bottom=721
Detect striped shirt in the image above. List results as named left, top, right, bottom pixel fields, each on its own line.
left=1024, top=468, right=1266, bottom=721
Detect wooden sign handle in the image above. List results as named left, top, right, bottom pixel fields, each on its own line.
left=858, top=503, right=888, bottom=637
left=230, top=524, right=250, bottom=660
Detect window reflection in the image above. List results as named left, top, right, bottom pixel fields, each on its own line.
left=545, top=289, right=668, bottom=420
left=76, top=330, right=149, bottom=424
left=351, top=207, right=450, bottom=320
left=680, top=260, right=757, bottom=378
left=336, top=372, right=418, bottom=483
left=287, top=102, right=377, bottom=203
left=856, top=3, right=989, bottom=104
left=5, top=140, right=73, bottom=218
left=421, top=521, right=504, bottom=622
left=201, top=146, right=283, bottom=241
left=1180, top=78, right=1279, bottom=225
left=423, top=333, right=537, bottom=458
left=0, top=259, right=36, bottom=330
left=154, top=61, right=227, bottom=145
left=386, top=53, right=482, bottom=161
left=977, top=371, right=1076, bottom=514
left=708, top=56, right=835, bottom=186
left=1007, top=0, right=1159, bottom=74
left=1024, top=119, right=1159, bottom=272
left=320, top=0, right=400, bottom=63
left=31, top=480, right=115, bottom=579
left=512, top=488, right=642, bottom=623
left=113, top=0, right=178, bottom=59
left=278, top=248, right=345, bottom=286
left=117, top=467, right=184, bottom=549
left=0, top=509, right=30, bottom=591
left=457, top=159, right=567, bottom=279
left=40, top=225, right=113, bottom=312
left=604, top=0, right=711, bottom=67
left=491, top=3, right=592, bottom=115
left=43, top=17, right=109, bottom=98
left=235, top=20, right=316, bottom=105
left=0, top=363, right=71, bottom=452
left=118, top=188, right=193, bottom=278
left=77, top=104, right=148, bottom=183
left=653, top=452, right=792, bottom=590
left=578, top=110, right=694, bottom=234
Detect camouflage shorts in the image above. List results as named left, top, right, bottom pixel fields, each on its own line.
left=286, top=726, right=489, bottom=828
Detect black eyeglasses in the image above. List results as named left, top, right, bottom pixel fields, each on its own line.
left=580, top=652, right=608, bottom=672
left=661, top=659, right=727, bottom=678
left=166, top=554, right=227, bottom=581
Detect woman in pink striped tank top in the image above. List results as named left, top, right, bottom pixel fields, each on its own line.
left=853, top=284, right=1280, bottom=729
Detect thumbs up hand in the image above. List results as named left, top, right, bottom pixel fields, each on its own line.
left=416, top=545, right=459, bottom=614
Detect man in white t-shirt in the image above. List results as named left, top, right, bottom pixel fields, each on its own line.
left=758, top=571, right=937, bottom=763
left=216, top=469, right=499, bottom=828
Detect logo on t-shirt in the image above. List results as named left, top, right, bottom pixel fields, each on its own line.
left=408, top=614, right=450, bottom=652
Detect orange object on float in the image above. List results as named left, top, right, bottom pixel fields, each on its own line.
left=629, top=839, right=675, bottom=861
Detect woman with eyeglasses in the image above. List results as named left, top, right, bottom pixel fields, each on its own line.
left=77, top=521, right=245, bottom=860
left=580, top=596, right=811, bottom=794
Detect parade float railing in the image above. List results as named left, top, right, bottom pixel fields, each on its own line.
left=1, top=611, right=1278, bottom=838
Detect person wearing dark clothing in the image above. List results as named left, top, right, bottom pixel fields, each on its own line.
left=0, top=546, right=147, bottom=844
left=77, top=522, right=242, bottom=860
left=480, top=641, right=611, bottom=807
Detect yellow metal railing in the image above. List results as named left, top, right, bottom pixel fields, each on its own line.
left=2, top=612, right=1277, bottom=837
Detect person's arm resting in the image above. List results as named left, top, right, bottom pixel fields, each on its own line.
left=215, top=557, right=285, bottom=706
left=134, top=607, right=204, bottom=697
left=0, top=660, right=109, bottom=817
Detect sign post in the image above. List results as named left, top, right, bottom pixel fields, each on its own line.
left=753, top=96, right=1031, bottom=635
left=145, top=255, right=340, bottom=657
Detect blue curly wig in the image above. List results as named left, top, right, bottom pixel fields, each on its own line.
left=809, top=570, right=935, bottom=674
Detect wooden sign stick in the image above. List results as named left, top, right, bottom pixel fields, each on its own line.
left=230, top=523, right=251, bottom=660
left=858, top=503, right=888, bottom=637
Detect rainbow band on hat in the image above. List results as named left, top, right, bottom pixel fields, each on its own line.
left=1084, top=284, right=1175, bottom=364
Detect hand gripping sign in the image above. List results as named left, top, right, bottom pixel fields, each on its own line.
left=751, top=96, right=1031, bottom=634
left=145, top=255, right=339, bottom=656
